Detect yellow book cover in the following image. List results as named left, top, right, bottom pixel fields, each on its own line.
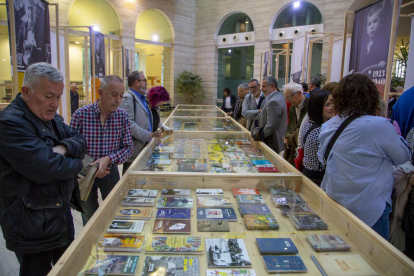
left=318, top=254, right=378, bottom=276
left=145, top=236, right=204, bottom=254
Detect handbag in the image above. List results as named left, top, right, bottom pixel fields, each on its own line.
left=294, top=123, right=320, bottom=171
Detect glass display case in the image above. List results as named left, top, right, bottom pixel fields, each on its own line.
left=170, top=109, right=226, bottom=117
left=48, top=106, right=414, bottom=276
left=165, top=117, right=246, bottom=132
left=175, top=104, right=220, bottom=110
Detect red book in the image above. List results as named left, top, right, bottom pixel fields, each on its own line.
left=257, top=166, right=280, bottom=173
left=232, top=188, right=259, bottom=198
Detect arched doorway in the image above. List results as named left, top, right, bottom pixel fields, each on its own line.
left=216, top=12, right=255, bottom=102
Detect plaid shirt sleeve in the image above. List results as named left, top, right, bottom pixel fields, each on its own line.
left=69, top=110, right=81, bottom=133
left=108, top=112, right=134, bottom=165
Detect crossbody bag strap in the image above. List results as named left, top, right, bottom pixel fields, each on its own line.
left=324, top=114, right=359, bottom=161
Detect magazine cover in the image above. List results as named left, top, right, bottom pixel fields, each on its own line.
left=114, top=207, right=152, bottom=220
left=307, top=234, right=351, bottom=252
left=127, top=189, right=158, bottom=197
left=243, top=214, right=279, bottom=230
left=156, top=197, right=194, bottom=209
left=288, top=213, right=328, bottom=230
left=161, top=189, right=191, bottom=197
left=152, top=219, right=191, bottom=234
left=236, top=195, right=266, bottom=204
left=107, top=220, right=145, bottom=234
left=97, top=234, right=144, bottom=252
left=206, top=239, right=251, bottom=268
left=141, top=256, right=199, bottom=276
left=197, top=197, right=232, bottom=208
left=262, top=255, right=307, bottom=273
left=197, top=208, right=237, bottom=221
left=145, top=236, right=203, bottom=254
left=197, top=220, right=230, bottom=232
left=156, top=208, right=191, bottom=220
left=84, top=254, right=139, bottom=275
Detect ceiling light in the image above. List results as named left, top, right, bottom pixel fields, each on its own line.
left=245, top=21, right=249, bottom=24
left=93, top=25, right=99, bottom=31
left=152, top=35, right=159, bottom=42
left=228, top=49, right=232, bottom=53
left=2, top=59, right=5, bottom=61
left=75, top=41, right=80, bottom=44
left=294, top=1, right=300, bottom=8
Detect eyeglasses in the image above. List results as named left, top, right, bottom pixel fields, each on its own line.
left=249, top=85, right=258, bottom=90
left=137, top=79, right=147, bottom=82
left=285, top=91, right=298, bottom=101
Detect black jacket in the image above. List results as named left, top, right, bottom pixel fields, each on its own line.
left=0, top=94, right=86, bottom=254
left=221, top=94, right=237, bottom=113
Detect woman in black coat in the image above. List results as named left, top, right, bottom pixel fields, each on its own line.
left=221, top=87, right=237, bottom=116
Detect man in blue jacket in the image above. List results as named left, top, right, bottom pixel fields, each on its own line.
left=0, top=63, right=87, bottom=276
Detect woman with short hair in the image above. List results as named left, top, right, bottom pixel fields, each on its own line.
left=147, top=86, right=173, bottom=134
left=318, top=74, right=411, bottom=240
left=221, top=87, right=236, bottom=116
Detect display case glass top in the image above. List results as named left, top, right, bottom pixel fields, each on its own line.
left=170, top=109, right=226, bottom=117
left=165, top=117, right=245, bottom=132
left=175, top=104, right=219, bottom=110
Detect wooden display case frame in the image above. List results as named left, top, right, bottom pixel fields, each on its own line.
left=49, top=106, right=414, bottom=276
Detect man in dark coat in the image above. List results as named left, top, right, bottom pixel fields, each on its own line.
left=0, top=63, right=86, bottom=276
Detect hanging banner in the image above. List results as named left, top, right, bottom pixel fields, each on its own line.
left=7, top=0, right=51, bottom=72
left=90, top=29, right=105, bottom=79
left=262, top=51, right=269, bottom=78
left=349, top=0, right=398, bottom=96
left=331, top=36, right=352, bottom=82
left=291, top=35, right=305, bottom=83
left=125, top=47, right=130, bottom=77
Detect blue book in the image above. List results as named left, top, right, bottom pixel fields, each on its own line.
left=251, top=159, right=272, bottom=165
left=256, top=238, right=298, bottom=255
left=197, top=208, right=237, bottom=221
left=262, top=255, right=307, bottom=273
left=156, top=208, right=191, bottom=220
left=238, top=204, right=272, bottom=217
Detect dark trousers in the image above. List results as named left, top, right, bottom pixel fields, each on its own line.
left=81, top=165, right=120, bottom=225
left=15, top=207, right=74, bottom=276
left=371, top=203, right=392, bottom=240
left=123, top=161, right=132, bottom=175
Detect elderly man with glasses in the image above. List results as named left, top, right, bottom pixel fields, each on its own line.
left=242, top=79, right=266, bottom=132
left=283, top=82, right=309, bottom=165
left=120, top=71, right=161, bottom=174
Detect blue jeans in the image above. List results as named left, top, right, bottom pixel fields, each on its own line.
left=81, top=165, right=120, bottom=225
left=371, top=203, right=392, bottom=240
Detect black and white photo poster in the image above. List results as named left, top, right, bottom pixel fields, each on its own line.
left=349, top=0, right=398, bottom=96
left=90, top=29, right=105, bottom=79
left=7, top=0, right=51, bottom=72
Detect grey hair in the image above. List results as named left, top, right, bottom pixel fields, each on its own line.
left=238, top=83, right=249, bottom=90
left=283, top=82, right=302, bottom=94
left=378, top=98, right=387, bottom=117
left=23, top=62, right=63, bottom=90
left=310, top=76, right=322, bottom=88
left=262, top=76, right=278, bottom=88
left=248, top=78, right=260, bottom=85
left=100, top=75, right=124, bottom=92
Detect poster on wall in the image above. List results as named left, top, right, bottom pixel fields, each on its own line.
left=90, top=29, right=105, bottom=79
left=331, top=36, right=352, bottom=82
left=349, top=0, right=399, bottom=96
left=6, top=0, right=51, bottom=72
left=125, top=47, right=130, bottom=77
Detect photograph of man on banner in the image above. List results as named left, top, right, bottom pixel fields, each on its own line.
left=7, top=0, right=51, bottom=71
left=93, top=31, right=105, bottom=79
left=349, top=0, right=396, bottom=95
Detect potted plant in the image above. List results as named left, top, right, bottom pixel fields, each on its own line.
left=176, top=71, right=206, bottom=104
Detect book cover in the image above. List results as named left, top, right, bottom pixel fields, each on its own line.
left=307, top=234, right=351, bottom=252
left=156, top=197, right=194, bottom=209
left=270, top=189, right=306, bottom=206
left=236, top=195, right=266, bottom=204
left=150, top=153, right=170, bottom=159
left=256, top=238, right=298, bottom=255
left=232, top=188, right=259, bottom=197
left=279, top=204, right=313, bottom=216
left=243, top=214, right=279, bottom=230
left=250, top=159, right=272, bottom=165
left=161, top=189, right=191, bottom=197
left=97, top=234, right=144, bottom=252
left=127, top=189, right=158, bottom=197
left=152, top=219, right=191, bottom=234
left=231, top=269, right=257, bottom=276
left=84, top=254, right=139, bottom=275
left=221, top=145, right=241, bottom=152
left=197, top=220, right=230, bottom=232
left=143, top=165, right=176, bottom=172
left=178, top=162, right=208, bottom=172
left=262, top=255, right=307, bottom=273
left=196, top=189, right=224, bottom=196
left=154, top=146, right=175, bottom=153
left=225, top=152, right=247, bottom=161
left=122, top=197, right=156, bottom=207
left=114, top=207, right=152, bottom=220
left=156, top=208, right=191, bottom=220
left=197, top=208, right=237, bottom=221
left=211, top=167, right=234, bottom=173
left=288, top=213, right=328, bottom=230
left=247, top=153, right=264, bottom=158
left=318, top=254, right=378, bottom=276
left=107, top=220, right=145, bottom=234
left=141, top=256, right=199, bottom=276
left=257, top=166, right=280, bottom=173
left=206, top=269, right=233, bottom=276
left=197, top=197, right=232, bottom=208
left=145, top=236, right=203, bottom=254
left=146, top=159, right=172, bottom=166
left=238, top=204, right=272, bottom=217
left=206, top=239, right=251, bottom=268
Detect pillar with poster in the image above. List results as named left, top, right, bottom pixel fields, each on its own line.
left=89, top=29, right=105, bottom=101
left=349, top=0, right=401, bottom=98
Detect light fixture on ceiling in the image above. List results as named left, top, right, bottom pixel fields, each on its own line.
left=93, top=25, right=99, bottom=31
left=294, top=1, right=300, bottom=8
left=152, top=35, right=159, bottom=42
left=75, top=41, right=80, bottom=44
left=228, top=49, right=232, bottom=53
left=245, top=21, right=249, bottom=24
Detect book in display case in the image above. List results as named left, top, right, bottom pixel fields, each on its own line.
left=48, top=105, right=414, bottom=276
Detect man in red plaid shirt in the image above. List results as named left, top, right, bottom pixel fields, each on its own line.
left=70, top=75, right=134, bottom=225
